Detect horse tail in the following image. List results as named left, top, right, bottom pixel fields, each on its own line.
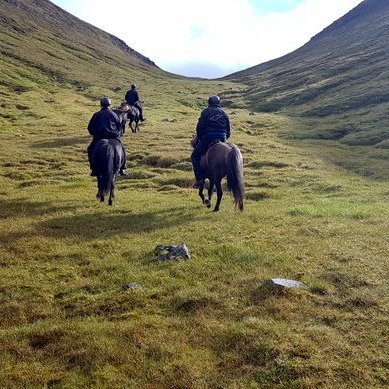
left=227, top=145, right=244, bottom=211
left=97, top=143, right=115, bottom=197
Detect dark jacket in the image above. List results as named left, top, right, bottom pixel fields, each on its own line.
left=125, top=89, right=140, bottom=105
left=196, top=105, right=231, bottom=140
left=87, top=108, right=122, bottom=140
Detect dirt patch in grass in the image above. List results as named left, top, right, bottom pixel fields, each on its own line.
left=157, top=177, right=193, bottom=189
left=170, top=161, right=192, bottom=171
left=246, top=191, right=270, bottom=201
left=175, top=296, right=222, bottom=314
left=142, top=155, right=182, bottom=168
left=246, top=161, right=290, bottom=169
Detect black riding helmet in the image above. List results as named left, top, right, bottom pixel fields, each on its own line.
left=100, top=97, right=111, bottom=107
left=208, top=95, right=220, bottom=106
left=131, top=84, right=136, bottom=89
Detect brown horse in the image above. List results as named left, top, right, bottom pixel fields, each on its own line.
left=191, top=137, right=244, bottom=212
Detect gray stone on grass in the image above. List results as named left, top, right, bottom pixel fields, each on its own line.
left=122, top=283, right=142, bottom=290
left=264, top=278, right=304, bottom=290
left=154, top=244, right=190, bottom=261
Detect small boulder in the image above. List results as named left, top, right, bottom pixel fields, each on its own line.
left=154, top=244, right=190, bottom=261
left=15, top=104, right=29, bottom=110
left=122, top=283, right=142, bottom=290
left=263, top=278, right=304, bottom=291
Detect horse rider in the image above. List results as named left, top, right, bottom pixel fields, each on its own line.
left=87, top=96, right=127, bottom=176
left=125, top=84, right=145, bottom=122
left=191, top=95, right=231, bottom=188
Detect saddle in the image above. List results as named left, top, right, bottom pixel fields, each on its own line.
left=207, top=138, right=221, bottom=148
left=128, top=104, right=140, bottom=115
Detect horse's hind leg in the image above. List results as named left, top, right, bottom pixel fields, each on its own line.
left=108, top=186, right=115, bottom=206
left=213, top=179, right=223, bottom=212
left=205, top=179, right=214, bottom=208
left=96, top=189, right=104, bottom=202
left=198, top=185, right=205, bottom=205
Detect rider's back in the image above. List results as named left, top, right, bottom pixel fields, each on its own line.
left=125, top=89, right=139, bottom=105
left=88, top=109, right=121, bottom=140
left=197, top=106, right=230, bottom=138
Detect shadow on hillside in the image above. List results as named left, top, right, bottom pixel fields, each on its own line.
left=39, top=206, right=199, bottom=239
left=0, top=199, right=78, bottom=245
left=32, top=136, right=87, bottom=148
left=0, top=230, right=42, bottom=246
left=0, top=199, right=76, bottom=219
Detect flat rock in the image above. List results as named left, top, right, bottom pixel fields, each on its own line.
left=122, top=283, right=142, bottom=290
left=264, top=278, right=304, bottom=289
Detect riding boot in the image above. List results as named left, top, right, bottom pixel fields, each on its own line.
left=191, top=141, right=207, bottom=188
left=120, top=144, right=127, bottom=175
left=138, top=106, right=145, bottom=121
left=191, top=159, right=204, bottom=188
left=87, top=140, right=98, bottom=177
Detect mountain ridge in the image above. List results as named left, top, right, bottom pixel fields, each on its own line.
left=1, top=0, right=157, bottom=68
left=222, top=0, right=388, bottom=149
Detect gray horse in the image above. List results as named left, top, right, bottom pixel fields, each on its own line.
left=118, top=102, right=140, bottom=133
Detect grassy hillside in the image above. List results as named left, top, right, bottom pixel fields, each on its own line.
left=223, top=0, right=389, bottom=179
left=0, top=0, right=388, bottom=388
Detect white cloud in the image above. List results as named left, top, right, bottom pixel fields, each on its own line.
left=54, top=0, right=362, bottom=77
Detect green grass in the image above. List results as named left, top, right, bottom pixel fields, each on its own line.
left=0, top=83, right=388, bottom=387
left=0, top=1, right=388, bottom=387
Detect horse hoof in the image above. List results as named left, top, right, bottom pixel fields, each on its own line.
left=204, top=199, right=210, bottom=206
left=212, top=208, right=219, bottom=212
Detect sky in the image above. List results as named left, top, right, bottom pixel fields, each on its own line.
left=50, top=0, right=362, bottom=78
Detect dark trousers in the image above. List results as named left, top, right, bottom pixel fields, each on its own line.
left=191, top=134, right=226, bottom=180
left=87, top=138, right=127, bottom=171
left=135, top=102, right=144, bottom=120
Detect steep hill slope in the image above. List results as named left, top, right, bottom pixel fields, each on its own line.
left=0, top=0, right=219, bottom=136
left=224, top=0, right=389, bottom=151
left=0, top=0, right=160, bottom=90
